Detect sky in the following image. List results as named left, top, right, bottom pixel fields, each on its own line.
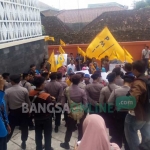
left=40, top=0, right=138, bottom=10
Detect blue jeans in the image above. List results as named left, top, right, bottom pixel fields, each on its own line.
left=124, top=114, right=150, bottom=150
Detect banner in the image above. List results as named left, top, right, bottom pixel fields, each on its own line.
left=55, top=54, right=68, bottom=66
left=86, top=27, right=124, bottom=61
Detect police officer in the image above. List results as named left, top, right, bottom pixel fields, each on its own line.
left=44, top=72, right=63, bottom=133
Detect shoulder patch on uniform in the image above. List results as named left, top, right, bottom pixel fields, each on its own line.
left=38, top=93, right=50, bottom=100
left=29, top=90, right=39, bottom=96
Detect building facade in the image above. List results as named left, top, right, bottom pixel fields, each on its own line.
left=0, top=0, right=42, bottom=44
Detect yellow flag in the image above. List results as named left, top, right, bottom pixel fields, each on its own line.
left=109, top=50, right=119, bottom=60
left=123, top=48, right=133, bottom=59
left=59, top=46, right=65, bottom=54
left=47, top=51, right=57, bottom=72
left=60, top=39, right=66, bottom=46
left=56, top=54, right=65, bottom=69
left=123, top=48, right=133, bottom=63
left=86, top=27, right=124, bottom=61
left=77, top=47, right=86, bottom=62
left=45, top=36, right=55, bottom=42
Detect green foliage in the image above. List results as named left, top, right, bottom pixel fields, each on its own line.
left=135, top=0, right=150, bottom=9
left=135, top=1, right=148, bottom=9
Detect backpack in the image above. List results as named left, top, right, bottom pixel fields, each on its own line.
left=137, top=77, right=150, bottom=121
left=65, top=87, right=84, bottom=123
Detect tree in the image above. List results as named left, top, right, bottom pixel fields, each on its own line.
left=135, top=1, right=148, bottom=9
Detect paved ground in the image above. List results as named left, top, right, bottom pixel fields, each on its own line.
left=7, top=117, right=141, bottom=150
left=8, top=120, right=77, bottom=150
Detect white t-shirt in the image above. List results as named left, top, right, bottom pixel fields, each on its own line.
left=142, top=49, right=150, bottom=59
left=67, top=64, right=76, bottom=72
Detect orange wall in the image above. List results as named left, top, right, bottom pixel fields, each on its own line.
left=48, top=41, right=150, bottom=61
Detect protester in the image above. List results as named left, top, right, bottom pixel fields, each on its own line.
left=84, top=74, right=90, bottom=85
left=28, top=64, right=40, bottom=76
left=5, top=75, right=30, bottom=149
left=101, top=64, right=106, bottom=72
left=82, top=63, right=89, bottom=70
left=57, top=72, right=67, bottom=90
left=29, top=76, right=55, bottom=150
left=93, top=62, right=100, bottom=71
left=67, top=60, right=76, bottom=74
left=86, top=72, right=104, bottom=114
left=76, top=115, right=120, bottom=150
left=40, top=62, right=48, bottom=74
left=41, top=72, right=50, bottom=85
left=76, top=54, right=83, bottom=71
left=76, top=72, right=86, bottom=90
left=108, top=75, right=135, bottom=149
left=2, top=73, right=10, bottom=90
left=142, top=46, right=150, bottom=70
left=123, top=63, right=135, bottom=77
left=112, top=67, right=124, bottom=86
left=124, top=60, right=150, bottom=150
left=104, top=55, right=110, bottom=72
left=66, top=73, right=75, bottom=86
left=67, top=53, right=74, bottom=65
left=21, top=73, right=32, bottom=92
left=57, top=66, right=67, bottom=77
left=89, top=63, right=96, bottom=74
left=44, top=72, right=63, bottom=133
left=0, top=75, right=11, bottom=150
left=60, top=74, right=87, bottom=149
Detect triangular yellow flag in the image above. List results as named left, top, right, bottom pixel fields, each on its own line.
left=86, top=27, right=124, bottom=61
left=123, top=48, right=133, bottom=63
left=60, top=39, right=66, bottom=46
left=77, top=47, right=86, bottom=62
left=59, top=46, right=65, bottom=54
left=45, top=36, right=55, bottom=42
left=47, top=51, right=57, bottom=72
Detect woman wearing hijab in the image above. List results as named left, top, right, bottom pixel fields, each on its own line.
left=76, top=115, right=120, bottom=150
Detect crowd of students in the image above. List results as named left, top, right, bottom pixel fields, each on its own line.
left=0, top=59, right=150, bottom=150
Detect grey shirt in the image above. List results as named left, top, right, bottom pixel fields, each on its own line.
left=86, top=82, right=104, bottom=106
left=108, top=85, right=130, bottom=104
left=61, top=85, right=87, bottom=106
left=99, top=83, right=120, bottom=104
left=5, top=84, right=30, bottom=110
left=115, top=76, right=124, bottom=86
left=57, top=80, right=68, bottom=90
left=21, top=80, right=32, bottom=92
left=44, top=80, right=63, bottom=102
left=78, top=81, right=86, bottom=90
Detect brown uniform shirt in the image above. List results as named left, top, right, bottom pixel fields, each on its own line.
left=61, top=85, right=87, bottom=106
left=108, top=85, right=130, bottom=104
left=44, top=81, right=63, bottom=103
left=57, top=80, right=68, bottom=90
left=5, top=84, right=30, bottom=110
left=99, top=83, right=120, bottom=104
left=86, top=81, right=104, bottom=106
left=115, top=76, right=124, bottom=86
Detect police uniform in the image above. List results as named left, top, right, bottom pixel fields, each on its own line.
left=61, top=84, right=87, bottom=145
left=108, top=85, right=130, bottom=150
left=29, top=90, right=54, bottom=150
left=86, top=81, right=104, bottom=114
left=44, top=81, right=63, bottom=129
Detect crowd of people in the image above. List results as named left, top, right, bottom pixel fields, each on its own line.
left=0, top=52, right=150, bottom=150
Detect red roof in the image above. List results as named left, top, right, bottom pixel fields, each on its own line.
left=56, top=6, right=126, bottom=23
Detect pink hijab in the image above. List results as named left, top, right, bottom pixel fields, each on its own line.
left=77, top=115, right=120, bottom=150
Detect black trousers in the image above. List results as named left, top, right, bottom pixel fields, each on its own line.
left=89, top=105, right=100, bottom=115
left=0, top=136, right=7, bottom=150
left=35, top=117, right=52, bottom=150
left=55, top=105, right=62, bottom=127
left=143, top=58, right=149, bottom=70
left=28, top=115, right=34, bottom=127
left=7, top=108, right=28, bottom=142
left=64, top=114, right=86, bottom=143
left=110, top=112, right=130, bottom=150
